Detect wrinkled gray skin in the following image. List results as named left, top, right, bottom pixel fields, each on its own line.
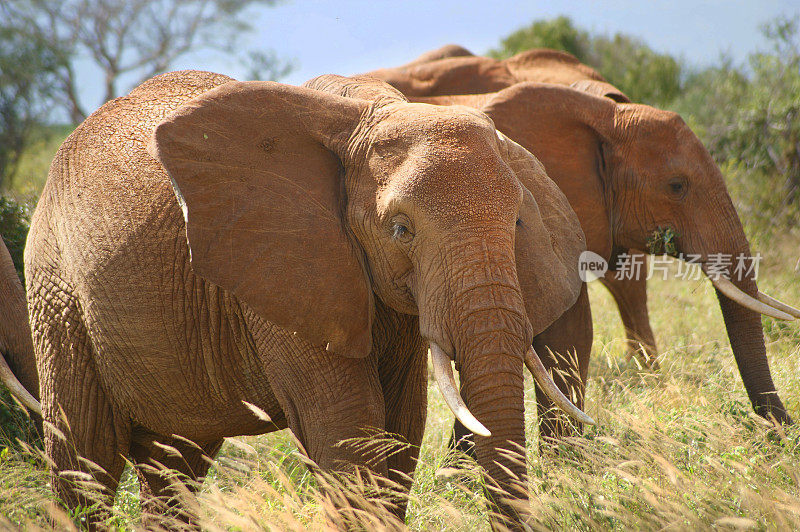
left=21, top=71, right=585, bottom=530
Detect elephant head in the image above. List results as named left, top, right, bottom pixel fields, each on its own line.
left=147, top=75, right=590, bottom=526
left=477, top=82, right=797, bottom=424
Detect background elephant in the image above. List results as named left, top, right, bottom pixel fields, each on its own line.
left=20, top=70, right=588, bottom=529
left=0, top=239, right=39, bottom=415
left=368, top=46, right=617, bottom=98
left=366, top=47, right=798, bottom=448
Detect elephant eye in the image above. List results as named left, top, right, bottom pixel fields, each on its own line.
left=391, top=216, right=414, bottom=243
left=667, top=177, right=688, bottom=199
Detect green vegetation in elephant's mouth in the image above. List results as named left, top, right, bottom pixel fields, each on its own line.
left=646, top=226, right=679, bottom=256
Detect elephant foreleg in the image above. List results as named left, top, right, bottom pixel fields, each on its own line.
left=374, top=306, right=428, bottom=520
left=262, top=331, right=388, bottom=478
left=532, top=283, right=592, bottom=443
left=129, top=430, right=223, bottom=529
left=599, top=264, right=659, bottom=368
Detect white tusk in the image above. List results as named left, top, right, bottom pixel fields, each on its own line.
left=757, top=291, right=800, bottom=319
left=429, top=343, right=491, bottom=437
left=0, top=354, right=41, bottom=415
left=709, top=276, right=794, bottom=321
left=524, top=346, right=595, bottom=425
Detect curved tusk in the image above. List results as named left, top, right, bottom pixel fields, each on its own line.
left=757, top=291, right=800, bottom=319
left=429, top=343, right=491, bottom=437
left=524, top=346, right=595, bottom=425
left=0, top=353, right=41, bottom=415
left=708, top=276, right=794, bottom=321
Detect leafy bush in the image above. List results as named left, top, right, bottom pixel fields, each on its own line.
left=672, top=16, right=800, bottom=237
left=489, top=16, right=683, bottom=106
left=0, top=22, right=60, bottom=191
left=588, top=33, right=682, bottom=106
left=0, top=195, right=30, bottom=281
left=489, top=16, right=589, bottom=60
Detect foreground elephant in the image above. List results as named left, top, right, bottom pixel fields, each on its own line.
left=14, top=70, right=591, bottom=529
left=367, top=47, right=798, bottom=448
left=369, top=46, right=652, bottom=364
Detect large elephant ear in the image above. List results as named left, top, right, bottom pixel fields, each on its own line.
left=497, top=132, right=586, bottom=335
left=148, top=81, right=374, bottom=358
left=570, top=80, right=631, bottom=103
left=481, top=82, right=617, bottom=260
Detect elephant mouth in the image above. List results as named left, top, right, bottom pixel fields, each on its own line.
left=427, top=341, right=594, bottom=438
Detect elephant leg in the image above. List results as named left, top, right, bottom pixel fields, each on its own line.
left=30, top=292, right=130, bottom=527
left=374, top=305, right=428, bottom=520
left=532, top=283, right=592, bottom=443
left=129, top=430, right=223, bottom=528
left=264, top=335, right=388, bottom=478
left=599, top=267, right=659, bottom=368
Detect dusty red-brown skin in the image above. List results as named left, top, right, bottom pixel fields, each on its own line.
left=0, top=240, right=39, bottom=406
left=367, top=46, right=792, bottom=445
left=21, top=70, right=585, bottom=530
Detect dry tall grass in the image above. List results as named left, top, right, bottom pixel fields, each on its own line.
left=1, top=231, right=799, bottom=530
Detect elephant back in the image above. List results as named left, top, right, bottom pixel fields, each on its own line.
left=30, top=70, right=235, bottom=282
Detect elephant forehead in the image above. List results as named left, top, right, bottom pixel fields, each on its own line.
left=386, top=147, right=523, bottom=224
left=371, top=102, right=493, bottom=144
left=618, top=107, right=712, bottom=175
left=367, top=103, right=524, bottom=223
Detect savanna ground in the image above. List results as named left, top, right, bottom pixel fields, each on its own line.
left=1, top=217, right=798, bottom=530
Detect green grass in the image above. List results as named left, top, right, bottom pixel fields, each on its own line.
left=1, top=230, right=799, bottom=530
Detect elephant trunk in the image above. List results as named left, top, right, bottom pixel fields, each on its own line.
left=419, top=231, right=589, bottom=529
left=448, top=274, right=530, bottom=529
left=665, top=182, right=793, bottom=425
left=458, top=329, right=528, bottom=528
left=714, top=270, right=791, bottom=424
left=689, top=209, right=792, bottom=424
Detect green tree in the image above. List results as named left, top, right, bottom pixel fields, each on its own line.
left=489, top=16, right=589, bottom=61
left=0, top=25, right=59, bottom=190
left=588, top=34, right=682, bottom=105
left=489, top=16, right=682, bottom=106
left=722, top=17, right=800, bottom=203
left=673, top=15, right=800, bottom=228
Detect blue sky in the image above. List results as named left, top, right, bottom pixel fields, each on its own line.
left=76, top=0, right=799, bottom=111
